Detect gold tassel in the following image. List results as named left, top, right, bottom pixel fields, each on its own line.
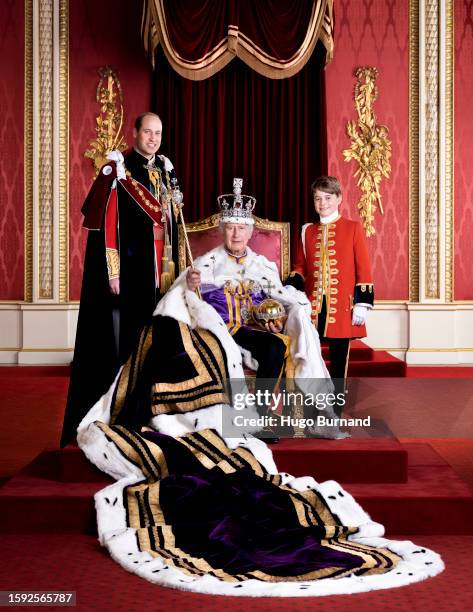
left=160, top=245, right=175, bottom=294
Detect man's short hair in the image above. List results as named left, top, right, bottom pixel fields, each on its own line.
left=311, top=176, right=342, bottom=197
left=134, top=112, right=162, bottom=131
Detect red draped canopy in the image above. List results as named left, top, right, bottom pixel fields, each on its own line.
left=145, top=1, right=331, bottom=255
left=142, top=0, right=334, bottom=79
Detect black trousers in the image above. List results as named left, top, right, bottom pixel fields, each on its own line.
left=317, top=297, right=350, bottom=417
left=233, top=327, right=286, bottom=416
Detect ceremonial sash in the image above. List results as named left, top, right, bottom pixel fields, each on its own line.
left=105, top=176, right=168, bottom=286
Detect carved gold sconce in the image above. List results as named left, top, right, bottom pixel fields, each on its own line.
left=84, top=66, right=127, bottom=174
left=343, top=67, right=391, bottom=237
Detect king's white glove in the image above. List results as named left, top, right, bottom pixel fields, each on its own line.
left=352, top=304, right=367, bottom=326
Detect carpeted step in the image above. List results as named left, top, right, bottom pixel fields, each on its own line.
left=1, top=444, right=472, bottom=535
left=344, top=443, right=473, bottom=534
left=52, top=440, right=408, bottom=484
left=321, top=340, right=374, bottom=361
left=320, top=341, right=407, bottom=377
left=29, top=447, right=108, bottom=483
left=0, top=474, right=101, bottom=533
left=273, top=438, right=408, bottom=483
left=0, top=365, right=70, bottom=378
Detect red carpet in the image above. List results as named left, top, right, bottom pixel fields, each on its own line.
left=323, top=340, right=407, bottom=377
left=0, top=366, right=69, bottom=478
left=1, top=361, right=473, bottom=606
left=0, top=534, right=470, bottom=610
left=406, top=366, right=473, bottom=378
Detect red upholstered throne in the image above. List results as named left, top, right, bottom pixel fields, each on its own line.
left=178, top=214, right=291, bottom=278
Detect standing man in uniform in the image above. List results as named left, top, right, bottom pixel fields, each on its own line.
left=61, top=112, right=181, bottom=446
left=287, top=176, right=374, bottom=416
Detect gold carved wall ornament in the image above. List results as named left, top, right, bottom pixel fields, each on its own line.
left=343, top=67, right=391, bottom=237
left=84, top=67, right=127, bottom=174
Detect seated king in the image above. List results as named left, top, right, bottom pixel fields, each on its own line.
left=157, top=179, right=340, bottom=440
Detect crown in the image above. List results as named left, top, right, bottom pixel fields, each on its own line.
left=217, top=178, right=256, bottom=225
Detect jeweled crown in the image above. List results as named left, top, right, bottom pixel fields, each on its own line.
left=217, top=178, right=256, bottom=224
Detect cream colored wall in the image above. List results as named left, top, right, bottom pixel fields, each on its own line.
left=366, top=304, right=473, bottom=364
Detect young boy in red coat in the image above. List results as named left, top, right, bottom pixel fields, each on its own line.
left=287, top=176, right=374, bottom=416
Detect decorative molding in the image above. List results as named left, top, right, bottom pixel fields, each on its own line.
left=24, top=0, right=34, bottom=302
left=444, top=0, right=454, bottom=302
left=0, top=302, right=471, bottom=366
left=25, top=0, right=69, bottom=303
left=412, top=0, right=454, bottom=303
left=409, top=0, right=420, bottom=302
left=423, top=0, right=440, bottom=299
left=38, top=0, right=54, bottom=299
left=58, top=0, right=69, bottom=303
left=407, top=347, right=473, bottom=352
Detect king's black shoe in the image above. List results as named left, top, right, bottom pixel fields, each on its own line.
left=255, top=427, right=280, bottom=444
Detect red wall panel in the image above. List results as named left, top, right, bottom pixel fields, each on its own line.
left=325, top=0, right=409, bottom=300
left=454, top=0, right=473, bottom=300
left=69, top=0, right=152, bottom=300
left=0, top=1, right=24, bottom=300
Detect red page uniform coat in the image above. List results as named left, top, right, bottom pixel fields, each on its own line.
left=292, top=216, right=374, bottom=338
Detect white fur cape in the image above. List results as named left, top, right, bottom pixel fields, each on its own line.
left=77, top=394, right=444, bottom=597
left=157, top=245, right=331, bottom=386
left=76, top=245, right=443, bottom=597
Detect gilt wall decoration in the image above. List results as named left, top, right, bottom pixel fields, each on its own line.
left=84, top=66, right=127, bottom=174
left=343, top=67, right=391, bottom=237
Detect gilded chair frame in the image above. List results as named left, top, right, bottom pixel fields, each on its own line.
left=178, top=214, right=291, bottom=280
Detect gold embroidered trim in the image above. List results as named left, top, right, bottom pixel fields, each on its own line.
left=106, top=248, right=120, bottom=279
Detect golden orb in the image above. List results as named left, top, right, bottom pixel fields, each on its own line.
left=253, top=298, right=286, bottom=326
